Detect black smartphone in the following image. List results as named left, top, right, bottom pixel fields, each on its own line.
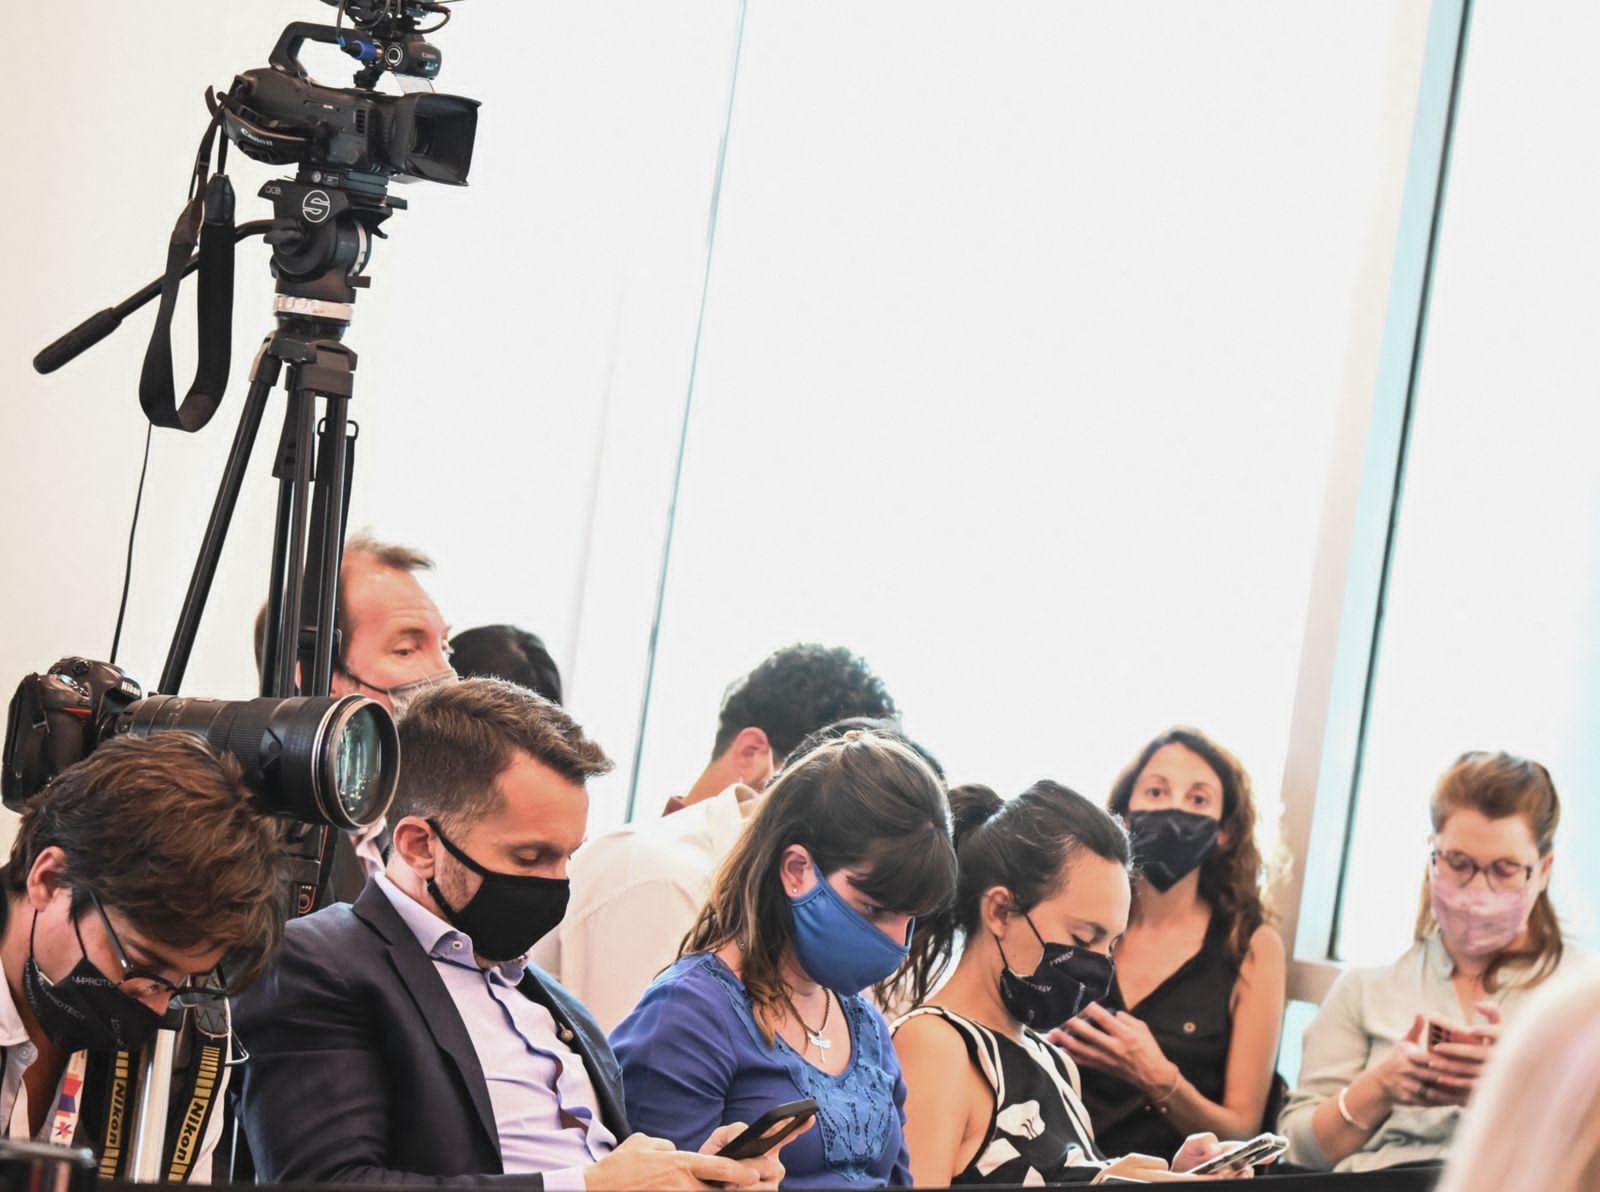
left=715, top=1098, right=820, bottom=1160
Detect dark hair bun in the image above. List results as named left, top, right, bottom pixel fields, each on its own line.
left=947, top=783, right=1003, bottom=851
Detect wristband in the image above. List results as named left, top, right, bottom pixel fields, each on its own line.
left=1337, top=1084, right=1373, bottom=1131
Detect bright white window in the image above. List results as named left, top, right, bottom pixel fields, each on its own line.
left=624, top=4, right=1432, bottom=820
left=1336, top=0, right=1600, bottom=962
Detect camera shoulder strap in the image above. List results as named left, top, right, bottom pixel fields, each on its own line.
left=138, top=93, right=235, bottom=433
left=81, top=1011, right=228, bottom=1183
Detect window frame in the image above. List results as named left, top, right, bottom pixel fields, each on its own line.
left=1274, top=0, right=1474, bottom=1004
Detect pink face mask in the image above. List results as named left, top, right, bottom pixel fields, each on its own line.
left=1429, top=875, right=1536, bottom=960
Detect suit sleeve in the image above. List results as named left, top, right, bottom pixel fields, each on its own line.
left=231, top=922, right=540, bottom=1188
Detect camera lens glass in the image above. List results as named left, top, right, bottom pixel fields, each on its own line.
left=331, top=700, right=392, bottom=825
left=111, top=693, right=397, bottom=830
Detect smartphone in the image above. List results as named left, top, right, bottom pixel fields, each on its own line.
left=715, top=1098, right=819, bottom=1160
left=1186, top=1132, right=1289, bottom=1176
left=1426, top=1018, right=1471, bottom=1049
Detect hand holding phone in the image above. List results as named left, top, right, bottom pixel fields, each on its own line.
left=1425, top=1018, right=1470, bottom=1050
left=1184, top=1132, right=1288, bottom=1176
left=715, top=1098, right=818, bottom=1160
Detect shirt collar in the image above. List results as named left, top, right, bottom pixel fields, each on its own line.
left=374, top=871, right=528, bottom=983
left=705, top=783, right=759, bottom=853
left=0, top=952, right=32, bottom=1050
left=1424, top=931, right=1456, bottom=979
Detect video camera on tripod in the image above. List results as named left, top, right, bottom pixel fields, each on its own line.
left=6, top=2, right=480, bottom=1180
left=14, top=0, right=479, bottom=835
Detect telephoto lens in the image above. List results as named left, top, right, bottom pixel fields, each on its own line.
left=113, top=694, right=398, bottom=830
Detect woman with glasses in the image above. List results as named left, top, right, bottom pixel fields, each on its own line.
left=1280, top=750, right=1568, bottom=1172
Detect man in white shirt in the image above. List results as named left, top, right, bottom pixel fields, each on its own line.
left=534, top=643, right=901, bottom=1031
left=0, top=733, right=286, bottom=1181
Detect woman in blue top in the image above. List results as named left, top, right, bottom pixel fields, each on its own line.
left=611, top=730, right=957, bottom=1188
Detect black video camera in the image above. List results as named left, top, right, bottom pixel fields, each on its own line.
left=216, top=1, right=478, bottom=187
left=3, top=658, right=398, bottom=832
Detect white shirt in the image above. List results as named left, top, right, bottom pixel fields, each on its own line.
left=1281, top=933, right=1587, bottom=1172
left=531, top=784, right=754, bottom=1033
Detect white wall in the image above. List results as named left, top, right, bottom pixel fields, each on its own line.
left=3, top=3, right=1438, bottom=847
left=2, top=2, right=742, bottom=834
left=631, top=3, right=1433, bottom=818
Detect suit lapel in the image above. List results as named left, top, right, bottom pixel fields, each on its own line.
left=518, top=970, right=630, bottom=1138
left=353, top=883, right=503, bottom=1161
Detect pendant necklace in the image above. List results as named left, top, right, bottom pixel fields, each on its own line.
left=785, top=988, right=833, bottom=1051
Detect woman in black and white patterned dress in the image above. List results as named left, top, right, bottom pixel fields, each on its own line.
left=891, top=783, right=1240, bottom=1185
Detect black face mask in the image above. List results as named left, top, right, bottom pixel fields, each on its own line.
left=995, top=912, right=1115, bottom=1031
left=1126, top=809, right=1221, bottom=892
left=425, top=819, right=570, bottom=963
left=23, top=912, right=165, bottom=1054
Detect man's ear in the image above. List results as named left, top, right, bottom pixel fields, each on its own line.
left=729, top=726, right=776, bottom=789
left=329, top=664, right=356, bottom=698
left=390, top=817, right=438, bottom=878
left=25, top=846, right=71, bottom=912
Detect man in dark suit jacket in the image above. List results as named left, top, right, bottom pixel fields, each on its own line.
left=233, top=678, right=781, bottom=1191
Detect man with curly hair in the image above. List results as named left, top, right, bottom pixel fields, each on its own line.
left=532, top=643, right=901, bottom=1032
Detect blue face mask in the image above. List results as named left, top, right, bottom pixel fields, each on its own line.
left=788, top=871, right=912, bottom=995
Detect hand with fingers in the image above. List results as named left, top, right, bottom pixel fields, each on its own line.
left=1416, top=1001, right=1504, bottom=1107
left=1052, top=1003, right=1183, bottom=1104
left=583, top=1131, right=782, bottom=1191
left=1367, top=1015, right=1439, bottom=1109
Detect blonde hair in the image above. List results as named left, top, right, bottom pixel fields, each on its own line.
left=1435, top=970, right=1600, bottom=1192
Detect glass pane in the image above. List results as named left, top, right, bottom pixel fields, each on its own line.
left=630, top=5, right=1431, bottom=817
left=1337, top=1, right=1600, bottom=962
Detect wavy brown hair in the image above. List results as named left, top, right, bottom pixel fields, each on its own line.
left=1413, top=750, right=1562, bottom=991
left=680, top=731, right=956, bottom=1043
left=1108, top=726, right=1272, bottom=967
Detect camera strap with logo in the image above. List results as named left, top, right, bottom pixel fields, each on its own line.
left=138, top=92, right=235, bottom=433
left=81, top=1007, right=229, bottom=1183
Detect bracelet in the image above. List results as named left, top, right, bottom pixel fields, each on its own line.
left=1149, top=1069, right=1182, bottom=1115
left=1337, top=1084, right=1373, bottom=1131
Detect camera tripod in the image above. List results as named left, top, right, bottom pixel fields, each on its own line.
left=38, top=168, right=406, bottom=1181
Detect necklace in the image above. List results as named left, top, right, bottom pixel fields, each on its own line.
left=784, top=988, right=833, bottom=1051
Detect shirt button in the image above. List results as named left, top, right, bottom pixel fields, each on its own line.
left=1182, top=1021, right=1197, bottom=1034
left=451, top=940, right=464, bottom=950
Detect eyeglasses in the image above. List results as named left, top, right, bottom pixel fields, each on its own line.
left=1430, top=848, right=1535, bottom=893
left=84, top=892, right=229, bottom=1007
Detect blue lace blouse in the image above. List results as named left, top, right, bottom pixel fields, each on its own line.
left=610, top=953, right=912, bottom=1187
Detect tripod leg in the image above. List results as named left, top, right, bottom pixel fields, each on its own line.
left=263, top=389, right=317, bottom=699
left=300, top=394, right=352, bottom=697
left=157, top=354, right=281, bottom=695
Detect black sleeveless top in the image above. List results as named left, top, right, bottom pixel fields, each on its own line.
left=1078, top=912, right=1243, bottom=1158
left=894, top=1006, right=1104, bottom=1185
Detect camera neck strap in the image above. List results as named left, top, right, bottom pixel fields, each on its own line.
left=138, top=93, right=235, bottom=433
